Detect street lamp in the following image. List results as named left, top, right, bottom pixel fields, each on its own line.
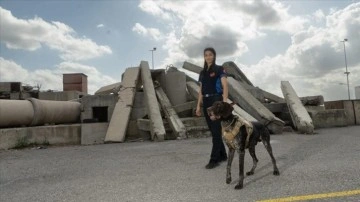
left=340, top=39, right=350, bottom=100
left=149, top=47, right=156, bottom=69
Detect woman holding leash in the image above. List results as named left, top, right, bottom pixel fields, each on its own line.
left=196, top=47, right=229, bottom=169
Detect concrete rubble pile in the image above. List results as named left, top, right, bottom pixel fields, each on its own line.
left=1, top=60, right=359, bottom=149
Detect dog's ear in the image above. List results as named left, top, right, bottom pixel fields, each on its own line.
left=222, top=102, right=234, bottom=118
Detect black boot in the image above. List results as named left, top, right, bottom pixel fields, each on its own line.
left=205, top=161, right=219, bottom=169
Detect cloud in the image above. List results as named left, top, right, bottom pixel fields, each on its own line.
left=132, top=23, right=162, bottom=41
left=138, top=0, right=172, bottom=20
left=136, top=0, right=360, bottom=101
left=0, top=7, right=112, bottom=61
left=238, top=2, right=360, bottom=101
left=136, top=0, right=307, bottom=70
left=0, top=57, right=117, bottom=94
left=97, top=24, right=104, bottom=28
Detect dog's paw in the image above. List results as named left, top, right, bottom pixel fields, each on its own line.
left=273, top=170, right=280, bottom=176
left=226, top=177, right=231, bottom=184
left=246, top=171, right=254, bottom=176
left=234, top=184, right=243, bottom=189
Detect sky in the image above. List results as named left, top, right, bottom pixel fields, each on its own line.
left=0, top=0, right=359, bottom=101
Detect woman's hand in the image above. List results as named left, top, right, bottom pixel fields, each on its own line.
left=195, top=106, right=202, bottom=117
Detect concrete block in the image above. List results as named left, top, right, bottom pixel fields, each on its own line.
left=164, top=67, right=187, bottom=106
left=81, top=94, right=117, bottom=122
left=312, top=109, right=347, bottom=129
left=0, top=124, right=81, bottom=150
left=133, top=92, right=146, bottom=108
left=130, top=107, right=147, bottom=120
left=81, top=123, right=108, bottom=145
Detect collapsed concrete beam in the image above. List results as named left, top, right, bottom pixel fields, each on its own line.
left=183, top=61, right=202, bottom=74
left=140, top=61, right=166, bottom=141
left=183, top=61, right=284, bottom=103
left=105, top=67, right=140, bottom=143
left=94, top=82, right=122, bottom=95
left=300, top=95, right=324, bottom=106
left=228, top=78, right=284, bottom=133
left=155, top=87, right=187, bottom=139
left=281, top=81, right=314, bottom=134
left=222, top=61, right=254, bottom=86
left=186, top=81, right=257, bottom=122
left=173, top=101, right=197, bottom=113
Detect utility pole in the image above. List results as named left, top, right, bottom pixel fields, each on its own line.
left=340, top=39, right=350, bottom=100
left=149, top=47, right=156, bottom=69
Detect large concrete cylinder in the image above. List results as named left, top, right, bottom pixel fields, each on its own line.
left=165, top=67, right=187, bottom=106
left=29, top=98, right=80, bottom=126
left=0, top=100, right=34, bottom=128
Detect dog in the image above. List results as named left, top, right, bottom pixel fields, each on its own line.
left=207, top=101, right=280, bottom=189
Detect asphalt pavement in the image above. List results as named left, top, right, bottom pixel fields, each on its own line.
left=1, top=126, right=359, bottom=202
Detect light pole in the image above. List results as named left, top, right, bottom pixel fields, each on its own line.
left=149, top=47, right=156, bottom=69
left=340, top=39, right=350, bottom=100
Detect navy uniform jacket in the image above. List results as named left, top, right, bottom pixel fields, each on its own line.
left=198, top=64, right=227, bottom=96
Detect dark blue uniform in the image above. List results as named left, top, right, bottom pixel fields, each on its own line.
left=199, top=64, right=227, bottom=163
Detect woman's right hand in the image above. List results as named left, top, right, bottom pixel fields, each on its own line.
left=195, top=106, right=201, bottom=117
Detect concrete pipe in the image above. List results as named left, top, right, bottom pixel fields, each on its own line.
left=0, top=100, right=35, bottom=128
left=28, top=98, right=81, bottom=126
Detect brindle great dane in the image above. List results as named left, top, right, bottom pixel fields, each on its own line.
left=207, top=101, right=280, bottom=189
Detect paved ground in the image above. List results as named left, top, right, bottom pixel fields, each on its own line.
left=1, top=126, right=360, bottom=202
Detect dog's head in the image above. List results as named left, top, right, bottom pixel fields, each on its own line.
left=207, top=101, right=235, bottom=121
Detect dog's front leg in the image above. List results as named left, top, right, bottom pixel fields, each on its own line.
left=235, top=149, right=245, bottom=189
left=226, top=148, right=235, bottom=184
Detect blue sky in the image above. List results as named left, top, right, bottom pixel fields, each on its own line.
left=0, top=0, right=359, bottom=101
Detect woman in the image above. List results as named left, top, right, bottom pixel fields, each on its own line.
left=196, top=47, right=229, bottom=169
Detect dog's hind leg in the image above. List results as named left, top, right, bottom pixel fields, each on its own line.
left=261, top=132, right=280, bottom=176
left=246, top=147, right=258, bottom=176
left=226, top=148, right=235, bottom=184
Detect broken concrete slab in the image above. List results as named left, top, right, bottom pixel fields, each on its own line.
left=155, top=87, right=187, bottom=139
left=173, top=101, right=197, bottom=114
left=140, top=61, right=166, bottom=141
left=81, top=123, right=108, bottom=145
left=281, top=81, right=314, bottom=134
left=105, top=67, right=140, bottom=143
left=94, top=82, right=122, bottom=95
